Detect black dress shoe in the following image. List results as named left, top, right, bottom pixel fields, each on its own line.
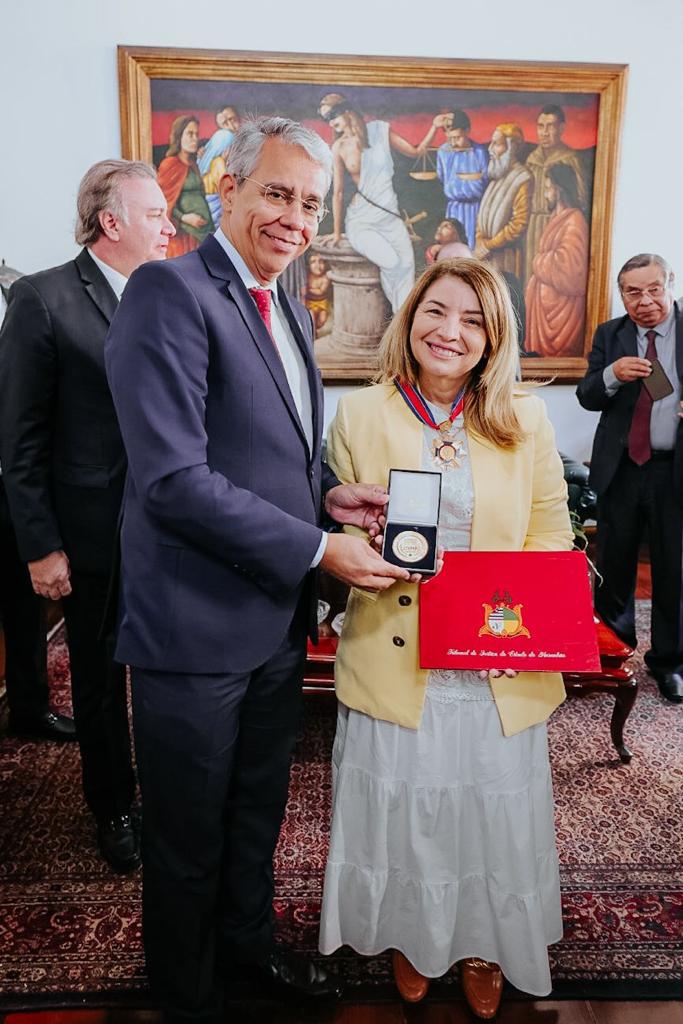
left=245, top=948, right=344, bottom=1000
left=96, top=813, right=141, bottom=874
left=657, top=672, right=683, bottom=703
left=8, top=709, right=77, bottom=742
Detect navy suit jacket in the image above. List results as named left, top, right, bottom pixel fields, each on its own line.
left=105, top=236, right=337, bottom=674
left=576, top=303, right=683, bottom=500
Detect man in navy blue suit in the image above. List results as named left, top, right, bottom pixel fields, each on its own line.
left=106, top=117, right=410, bottom=1024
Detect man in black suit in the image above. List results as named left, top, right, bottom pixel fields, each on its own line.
left=1, top=475, right=76, bottom=740
left=0, top=160, right=176, bottom=869
left=1, top=279, right=75, bottom=742
left=577, top=253, right=683, bottom=703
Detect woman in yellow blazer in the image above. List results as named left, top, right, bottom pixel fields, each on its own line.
left=318, top=259, right=573, bottom=1020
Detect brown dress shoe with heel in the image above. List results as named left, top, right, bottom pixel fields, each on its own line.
left=459, top=958, right=503, bottom=1019
left=392, top=949, right=430, bottom=1002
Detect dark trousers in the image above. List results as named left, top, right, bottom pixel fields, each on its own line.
left=595, top=453, right=683, bottom=674
left=0, top=478, right=49, bottom=720
left=132, top=609, right=307, bottom=1024
left=62, top=571, right=135, bottom=819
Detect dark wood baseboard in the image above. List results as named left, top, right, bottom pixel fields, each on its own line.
left=2, top=998, right=683, bottom=1024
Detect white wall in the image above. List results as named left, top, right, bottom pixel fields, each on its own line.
left=2, top=0, right=682, bottom=459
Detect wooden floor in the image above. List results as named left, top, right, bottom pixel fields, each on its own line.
left=3, top=1002, right=683, bottom=1023
left=636, top=559, right=652, bottom=599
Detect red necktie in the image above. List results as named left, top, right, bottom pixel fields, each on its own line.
left=248, top=287, right=283, bottom=363
left=249, top=287, right=274, bottom=334
left=627, top=329, right=658, bottom=466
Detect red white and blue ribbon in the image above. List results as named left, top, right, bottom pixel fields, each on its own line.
left=394, top=376, right=465, bottom=430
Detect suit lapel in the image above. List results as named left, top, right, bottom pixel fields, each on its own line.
left=277, top=284, right=322, bottom=458
left=277, top=284, right=312, bottom=366
left=199, top=236, right=311, bottom=453
left=75, top=248, right=118, bottom=324
left=674, top=305, right=683, bottom=496
left=674, top=303, right=683, bottom=383
left=615, top=316, right=638, bottom=359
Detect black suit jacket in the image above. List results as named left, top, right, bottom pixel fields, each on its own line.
left=576, top=303, right=683, bottom=499
left=0, top=249, right=125, bottom=573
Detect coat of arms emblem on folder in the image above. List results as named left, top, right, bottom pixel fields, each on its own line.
left=478, top=589, right=531, bottom=639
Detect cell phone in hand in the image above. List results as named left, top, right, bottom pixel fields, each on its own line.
left=643, top=358, right=674, bottom=401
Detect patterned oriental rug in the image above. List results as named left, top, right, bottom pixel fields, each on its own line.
left=0, top=602, right=681, bottom=1009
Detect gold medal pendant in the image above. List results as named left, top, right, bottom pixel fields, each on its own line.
left=431, top=424, right=463, bottom=469
left=436, top=441, right=457, bottom=464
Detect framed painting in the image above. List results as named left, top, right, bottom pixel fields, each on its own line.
left=118, top=46, right=627, bottom=382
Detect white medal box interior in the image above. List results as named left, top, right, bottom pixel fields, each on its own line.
left=382, top=469, right=442, bottom=575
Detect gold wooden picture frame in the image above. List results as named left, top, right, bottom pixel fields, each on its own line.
left=118, top=46, right=627, bottom=383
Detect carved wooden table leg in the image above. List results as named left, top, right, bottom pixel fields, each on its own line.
left=564, top=611, right=638, bottom=762
left=610, top=676, right=638, bottom=764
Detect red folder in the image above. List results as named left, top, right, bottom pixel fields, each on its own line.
left=419, top=551, right=601, bottom=672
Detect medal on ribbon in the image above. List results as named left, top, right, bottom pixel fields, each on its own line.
left=394, top=377, right=466, bottom=470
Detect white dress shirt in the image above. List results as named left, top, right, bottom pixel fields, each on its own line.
left=87, top=248, right=128, bottom=301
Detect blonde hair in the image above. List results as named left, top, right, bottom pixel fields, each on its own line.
left=378, top=258, right=525, bottom=448
left=75, top=159, right=157, bottom=246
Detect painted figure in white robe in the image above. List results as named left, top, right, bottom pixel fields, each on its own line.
left=318, top=94, right=445, bottom=313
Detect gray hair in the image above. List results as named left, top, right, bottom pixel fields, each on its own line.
left=226, top=116, right=333, bottom=195
left=75, top=159, right=157, bottom=247
left=617, top=253, right=674, bottom=289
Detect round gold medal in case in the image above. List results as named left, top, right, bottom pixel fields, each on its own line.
left=392, top=530, right=429, bottom=563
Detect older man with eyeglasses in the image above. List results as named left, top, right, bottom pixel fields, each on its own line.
left=577, top=253, right=683, bottom=704
left=105, top=116, right=412, bottom=1024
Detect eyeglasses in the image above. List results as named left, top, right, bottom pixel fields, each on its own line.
left=621, top=284, right=667, bottom=302
left=240, top=177, right=328, bottom=224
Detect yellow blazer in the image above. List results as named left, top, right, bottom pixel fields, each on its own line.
left=327, top=383, right=574, bottom=737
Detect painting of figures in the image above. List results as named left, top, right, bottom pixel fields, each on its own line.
left=118, top=48, right=627, bottom=380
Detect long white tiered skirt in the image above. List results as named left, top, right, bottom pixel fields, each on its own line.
left=319, top=678, right=562, bottom=997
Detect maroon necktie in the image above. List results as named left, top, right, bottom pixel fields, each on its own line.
left=627, top=329, right=658, bottom=465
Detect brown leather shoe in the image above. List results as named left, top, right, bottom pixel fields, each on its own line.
left=392, top=950, right=430, bottom=1002
left=459, top=958, right=503, bottom=1019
